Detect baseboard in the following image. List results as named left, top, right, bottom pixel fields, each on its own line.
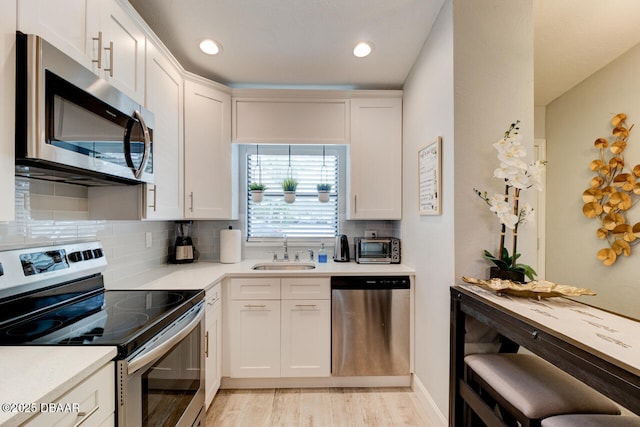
left=220, top=375, right=411, bottom=389
left=411, top=375, right=448, bottom=427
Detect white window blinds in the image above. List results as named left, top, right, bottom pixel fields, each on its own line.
left=247, top=146, right=339, bottom=239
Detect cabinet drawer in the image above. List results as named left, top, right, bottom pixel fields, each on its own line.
left=24, top=363, right=114, bottom=427
left=229, top=277, right=281, bottom=300
left=281, top=277, right=330, bottom=300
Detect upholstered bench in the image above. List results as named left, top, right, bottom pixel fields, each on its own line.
left=541, top=414, right=640, bottom=427
left=464, top=353, right=621, bottom=427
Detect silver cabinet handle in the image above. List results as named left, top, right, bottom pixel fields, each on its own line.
left=148, top=186, right=157, bottom=211
left=73, top=405, right=100, bottom=427
left=91, top=32, right=102, bottom=69
left=244, top=304, right=267, bottom=308
left=354, top=194, right=357, bottom=214
left=295, top=304, right=318, bottom=308
left=205, top=331, right=209, bottom=357
left=189, top=192, right=194, bottom=212
left=104, top=41, right=114, bottom=77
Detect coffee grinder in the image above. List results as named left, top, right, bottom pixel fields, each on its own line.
left=172, top=220, right=196, bottom=263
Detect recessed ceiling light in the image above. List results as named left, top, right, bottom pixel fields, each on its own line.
left=353, top=42, right=373, bottom=58
left=199, top=39, right=221, bottom=55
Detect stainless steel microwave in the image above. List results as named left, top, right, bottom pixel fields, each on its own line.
left=354, top=237, right=401, bottom=264
left=15, top=33, right=154, bottom=185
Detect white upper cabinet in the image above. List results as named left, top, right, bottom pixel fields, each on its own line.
left=232, top=93, right=350, bottom=144
left=18, top=0, right=145, bottom=103
left=348, top=96, right=403, bottom=220
left=144, top=41, right=184, bottom=220
left=0, top=0, right=15, bottom=221
left=98, top=0, right=145, bottom=102
left=17, top=0, right=100, bottom=70
left=184, top=79, right=237, bottom=220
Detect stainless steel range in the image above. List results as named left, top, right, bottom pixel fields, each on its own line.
left=0, top=241, right=205, bottom=427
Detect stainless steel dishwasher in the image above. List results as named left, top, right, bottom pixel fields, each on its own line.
left=331, top=276, right=410, bottom=376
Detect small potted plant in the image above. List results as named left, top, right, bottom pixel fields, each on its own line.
left=281, top=178, right=298, bottom=203
left=249, top=182, right=266, bottom=203
left=317, top=183, right=331, bottom=203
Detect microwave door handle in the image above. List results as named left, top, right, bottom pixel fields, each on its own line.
left=127, top=303, right=204, bottom=375
left=124, top=110, right=151, bottom=179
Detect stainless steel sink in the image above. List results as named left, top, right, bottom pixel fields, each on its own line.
left=251, top=262, right=316, bottom=270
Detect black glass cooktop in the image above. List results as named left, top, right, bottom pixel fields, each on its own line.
left=0, top=288, right=203, bottom=358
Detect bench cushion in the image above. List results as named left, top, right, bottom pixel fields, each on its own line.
left=541, top=414, right=640, bottom=427
left=465, top=353, right=621, bottom=419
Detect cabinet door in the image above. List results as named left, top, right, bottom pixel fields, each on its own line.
left=281, top=299, right=331, bottom=377
left=205, top=284, right=222, bottom=408
left=184, top=79, right=236, bottom=219
left=17, top=0, right=100, bottom=71
left=99, top=0, right=145, bottom=102
left=349, top=97, right=402, bottom=219
left=144, top=41, right=183, bottom=220
left=0, top=0, right=15, bottom=221
left=229, top=300, right=280, bottom=378
left=24, top=363, right=115, bottom=427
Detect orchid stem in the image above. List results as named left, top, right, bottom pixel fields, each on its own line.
left=511, top=188, right=520, bottom=268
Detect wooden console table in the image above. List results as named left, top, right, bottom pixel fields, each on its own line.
left=450, top=285, right=640, bottom=427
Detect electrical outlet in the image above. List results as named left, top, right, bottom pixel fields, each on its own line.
left=145, top=231, right=153, bottom=248
left=365, top=230, right=377, bottom=239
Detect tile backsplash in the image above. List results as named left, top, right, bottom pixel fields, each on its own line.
left=1, top=178, right=400, bottom=287
left=2, top=178, right=173, bottom=288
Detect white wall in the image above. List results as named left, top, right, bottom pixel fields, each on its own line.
left=546, top=41, right=640, bottom=319
left=402, top=0, right=454, bottom=422
left=402, top=0, right=533, bottom=421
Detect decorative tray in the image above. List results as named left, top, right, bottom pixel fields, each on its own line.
left=461, top=277, right=597, bottom=299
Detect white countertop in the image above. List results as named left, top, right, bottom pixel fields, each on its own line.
left=0, top=346, right=117, bottom=427
left=0, top=259, right=414, bottom=427
left=114, top=259, right=416, bottom=291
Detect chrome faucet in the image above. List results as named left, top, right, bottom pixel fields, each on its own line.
left=283, top=235, right=289, bottom=261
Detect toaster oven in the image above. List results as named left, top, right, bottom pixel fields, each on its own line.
left=354, top=237, right=401, bottom=264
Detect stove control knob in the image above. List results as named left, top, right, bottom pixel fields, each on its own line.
left=82, top=250, right=94, bottom=260
left=93, top=248, right=104, bottom=258
left=68, top=251, right=83, bottom=263
left=0, top=262, right=4, bottom=277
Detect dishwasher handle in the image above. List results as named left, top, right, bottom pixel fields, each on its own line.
left=330, top=276, right=410, bottom=290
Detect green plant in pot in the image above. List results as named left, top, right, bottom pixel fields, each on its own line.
left=249, top=182, right=266, bottom=203
left=317, top=183, right=331, bottom=203
left=474, top=120, right=545, bottom=282
left=282, top=178, right=298, bottom=204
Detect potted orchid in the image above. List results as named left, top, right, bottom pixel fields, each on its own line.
left=474, top=120, right=545, bottom=282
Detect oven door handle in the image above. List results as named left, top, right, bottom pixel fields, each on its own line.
left=127, top=301, right=204, bottom=375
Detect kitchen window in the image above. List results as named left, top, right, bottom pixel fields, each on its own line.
left=246, top=145, right=340, bottom=240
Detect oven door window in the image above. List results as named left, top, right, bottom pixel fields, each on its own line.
left=361, top=242, right=389, bottom=257
left=141, top=324, right=201, bottom=427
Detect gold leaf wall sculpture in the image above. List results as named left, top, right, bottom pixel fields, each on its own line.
left=583, top=113, right=640, bottom=265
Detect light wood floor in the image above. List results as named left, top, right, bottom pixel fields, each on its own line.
left=205, top=387, right=434, bottom=426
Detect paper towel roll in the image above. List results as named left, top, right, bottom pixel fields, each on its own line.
left=220, top=228, right=241, bottom=263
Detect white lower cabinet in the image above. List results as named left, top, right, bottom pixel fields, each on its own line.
left=228, top=277, right=330, bottom=379
left=280, top=299, right=331, bottom=377
left=24, top=363, right=115, bottom=427
left=205, top=283, right=222, bottom=409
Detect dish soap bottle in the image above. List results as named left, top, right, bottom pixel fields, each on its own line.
left=318, top=242, right=327, bottom=263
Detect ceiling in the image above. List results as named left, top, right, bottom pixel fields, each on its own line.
left=128, top=0, right=640, bottom=105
